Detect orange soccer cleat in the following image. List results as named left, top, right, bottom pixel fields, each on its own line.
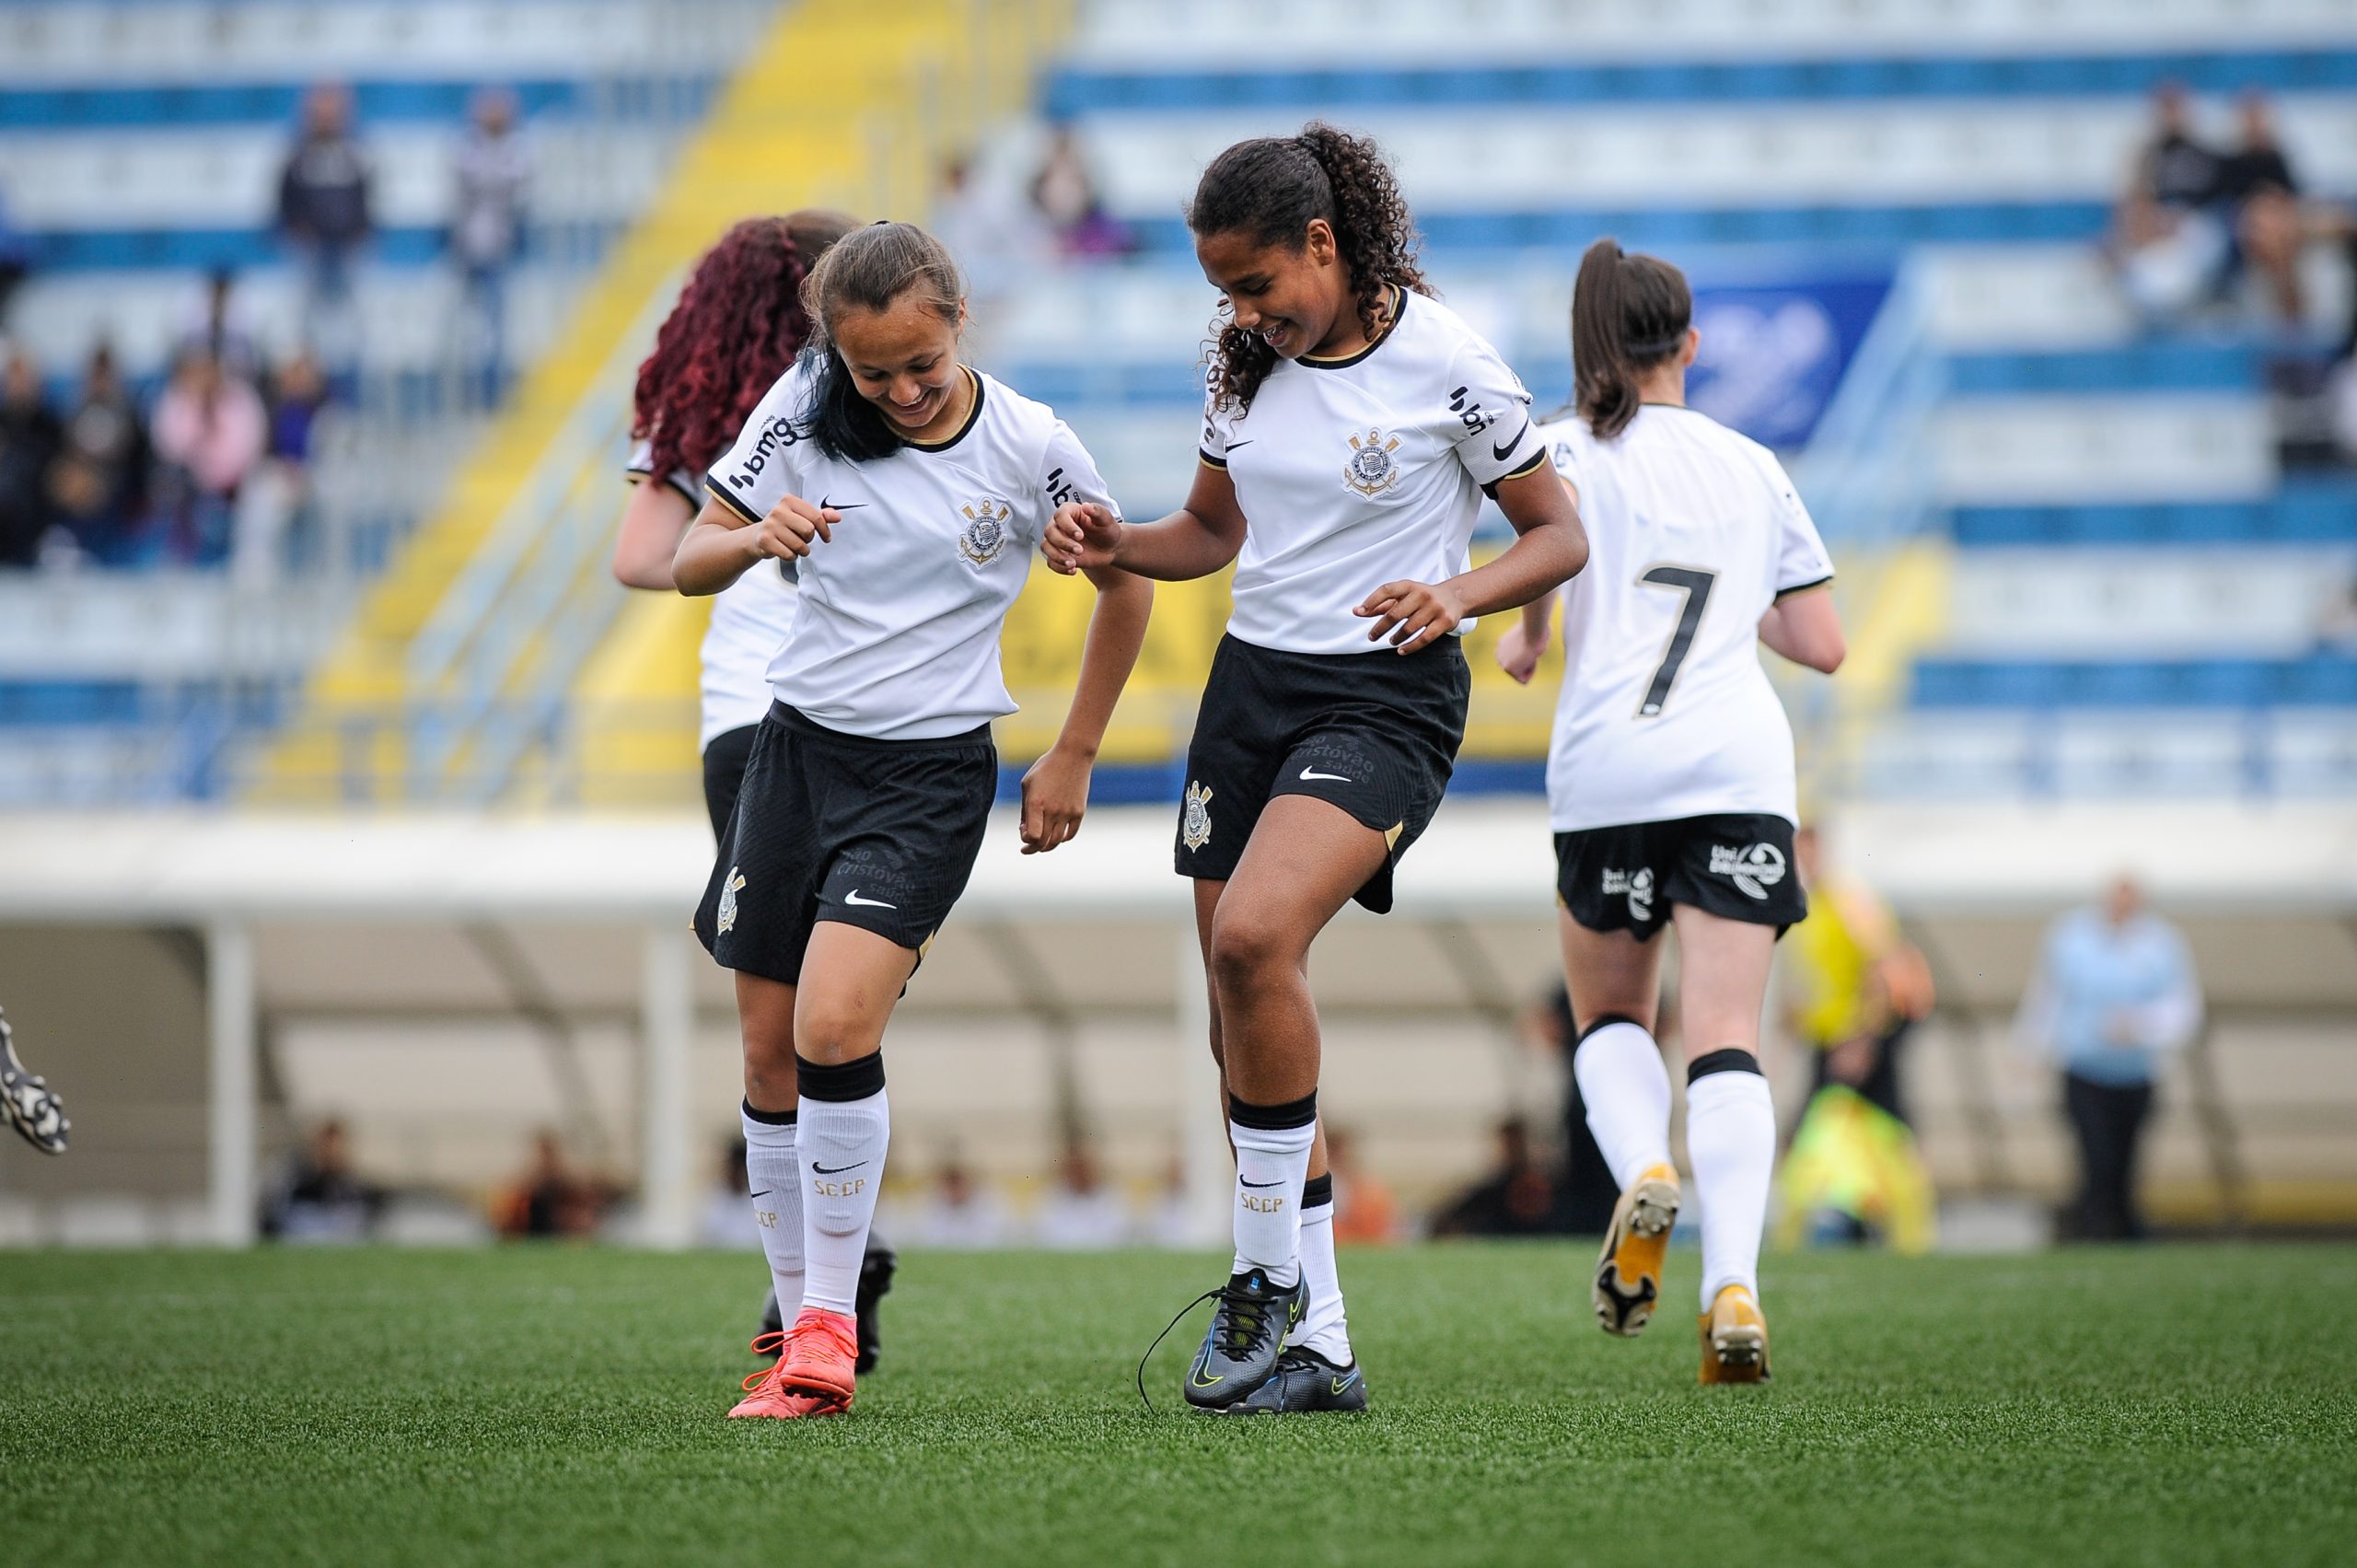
left=774, top=1307, right=861, bottom=1409
left=1593, top=1162, right=1680, bottom=1337
left=1697, top=1283, right=1771, bottom=1385
left=728, top=1330, right=846, bottom=1420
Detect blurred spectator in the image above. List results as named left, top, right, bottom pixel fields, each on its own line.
left=1325, top=1125, right=1402, bottom=1245
left=2316, top=568, right=2357, bottom=652
left=2220, top=92, right=2305, bottom=323
left=933, top=152, right=1043, bottom=326
left=448, top=87, right=530, bottom=408
left=1141, top=1150, right=1196, bottom=1247
left=2108, top=83, right=2231, bottom=324
left=1029, top=124, right=1133, bottom=261
left=2014, top=876, right=2204, bottom=1242
left=494, top=1129, right=610, bottom=1238
left=1034, top=1138, right=1131, bottom=1249
left=276, top=84, right=373, bottom=374
left=911, top=1155, right=1014, bottom=1249
left=1522, top=987, right=1620, bottom=1233
left=1785, top=823, right=1936, bottom=1126
left=261, top=1119, right=384, bottom=1242
left=48, top=345, right=149, bottom=564
left=180, top=267, right=262, bottom=383
left=698, top=1135, right=760, bottom=1249
left=0, top=348, right=62, bottom=568
left=233, top=352, right=331, bottom=585
left=151, top=347, right=266, bottom=566
left=1430, top=1118, right=1561, bottom=1238
left=0, top=182, right=29, bottom=327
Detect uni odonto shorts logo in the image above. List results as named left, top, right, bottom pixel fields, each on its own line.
left=1603, top=865, right=1655, bottom=921
left=1342, top=428, right=1402, bottom=497
left=716, top=867, right=747, bottom=933
left=1181, top=781, right=1214, bottom=852
left=1709, top=842, right=1787, bottom=900
left=958, top=495, right=1013, bottom=567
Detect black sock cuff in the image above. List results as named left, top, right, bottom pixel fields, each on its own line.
left=1302, top=1173, right=1334, bottom=1210
left=1688, top=1048, right=1763, bottom=1085
left=795, top=1051, right=885, bottom=1102
left=1228, top=1090, right=1318, bottom=1131
left=741, top=1098, right=799, bottom=1127
left=1576, top=1012, right=1649, bottom=1045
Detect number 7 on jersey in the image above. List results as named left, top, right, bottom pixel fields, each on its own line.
left=1636, top=564, right=1716, bottom=718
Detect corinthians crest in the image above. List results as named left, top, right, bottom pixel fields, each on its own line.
left=958, top=495, right=1013, bottom=566
left=716, top=867, right=746, bottom=934
left=1343, top=428, right=1401, bottom=497
left=1181, top=781, right=1214, bottom=852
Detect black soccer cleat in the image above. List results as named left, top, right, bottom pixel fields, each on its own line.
left=751, top=1237, right=897, bottom=1375
left=1222, top=1346, right=1369, bottom=1415
left=0, top=1007, right=67, bottom=1156
left=1181, top=1267, right=1306, bottom=1411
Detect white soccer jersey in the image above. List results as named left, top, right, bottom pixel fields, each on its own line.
left=1201, top=287, right=1548, bottom=656
left=1537, top=403, right=1835, bottom=832
left=706, top=363, right=1117, bottom=741
left=626, top=438, right=799, bottom=749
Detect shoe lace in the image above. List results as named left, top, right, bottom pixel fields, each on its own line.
left=1213, top=1279, right=1281, bottom=1364
left=740, top=1329, right=791, bottom=1395
left=1133, top=1287, right=1221, bottom=1416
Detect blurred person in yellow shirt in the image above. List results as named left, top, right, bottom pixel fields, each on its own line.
left=1784, top=823, right=1934, bottom=1125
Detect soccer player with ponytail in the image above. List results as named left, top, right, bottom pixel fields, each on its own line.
left=1498, top=238, right=1846, bottom=1383
left=673, top=220, right=1152, bottom=1419
left=1045, top=124, right=1586, bottom=1413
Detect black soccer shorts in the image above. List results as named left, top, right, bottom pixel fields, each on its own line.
left=1553, top=813, right=1807, bottom=941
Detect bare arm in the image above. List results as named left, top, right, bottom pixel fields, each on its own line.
left=1359, top=460, right=1588, bottom=653
left=1498, top=474, right=1580, bottom=683
left=1042, top=461, right=1248, bottom=582
left=672, top=492, right=839, bottom=597
left=611, top=480, right=693, bottom=590
left=1758, top=582, right=1845, bottom=673
left=1019, top=563, right=1155, bottom=854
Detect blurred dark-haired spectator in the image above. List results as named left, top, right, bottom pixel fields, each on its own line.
left=0, top=349, right=62, bottom=568
left=151, top=347, right=266, bottom=566
left=495, top=1130, right=610, bottom=1238
left=180, top=267, right=262, bottom=383
left=448, top=87, right=529, bottom=409
left=934, top=152, right=1042, bottom=327
left=277, top=84, right=372, bottom=374
left=1029, top=125, right=1134, bottom=261
left=912, top=1155, right=1013, bottom=1249
left=1525, top=985, right=1622, bottom=1233
left=1430, top=1118, right=1562, bottom=1238
left=47, top=345, right=149, bottom=564
left=1034, top=1138, right=1131, bottom=1249
left=1325, top=1125, right=1402, bottom=1245
left=232, top=351, right=331, bottom=584
left=2220, top=93, right=2306, bottom=323
left=2109, top=83, right=2231, bottom=324
left=699, top=1134, right=760, bottom=1249
left=0, top=183, right=29, bottom=327
left=261, top=1119, right=385, bottom=1242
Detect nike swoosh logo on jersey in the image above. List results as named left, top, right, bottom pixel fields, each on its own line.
left=1491, top=422, right=1531, bottom=463
left=817, top=494, right=867, bottom=511
left=1223, top=439, right=1255, bottom=450
left=811, top=1161, right=865, bottom=1176
left=842, top=890, right=897, bottom=908
left=1298, top=767, right=1352, bottom=783
left=749, top=1190, right=772, bottom=1199
left=1240, top=1178, right=1286, bottom=1190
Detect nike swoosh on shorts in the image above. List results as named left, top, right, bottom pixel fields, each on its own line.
left=1298, top=768, right=1352, bottom=783
left=842, top=890, right=897, bottom=908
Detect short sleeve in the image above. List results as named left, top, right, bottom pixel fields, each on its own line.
left=704, top=364, right=813, bottom=524
left=1446, top=334, right=1546, bottom=487
left=624, top=437, right=699, bottom=505
left=1036, top=418, right=1120, bottom=543
left=1763, top=452, right=1835, bottom=598
left=1197, top=365, right=1236, bottom=470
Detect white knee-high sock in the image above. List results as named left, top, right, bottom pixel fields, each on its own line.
left=740, top=1102, right=805, bottom=1323
left=795, top=1052, right=888, bottom=1318
left=1686, top=1056, right=1776, bottom=1310
left=1291, top=1174, right=1353, bottom=1363
left=1573, top=1018, right=1675, bottom=1191
left=1228, top=1093, right=1317, bottom=1289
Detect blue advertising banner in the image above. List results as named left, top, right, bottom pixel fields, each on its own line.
left=1683, top=273, right=1892, bottom=450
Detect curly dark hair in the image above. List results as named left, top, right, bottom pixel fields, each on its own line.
left=630, top=209, right=858, bottom=482
left=1187, top=122, right=1429, bottom=414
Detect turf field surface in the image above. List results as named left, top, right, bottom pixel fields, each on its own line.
left=5, top=1243, right=2352, bottom=1566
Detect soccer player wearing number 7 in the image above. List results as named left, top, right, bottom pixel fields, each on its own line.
left=1043, top=124, right=1586, bottom=1413
left=1497, top=239, right=1846, bottom=1384
left=674, top=221, right=1152, bottom=1419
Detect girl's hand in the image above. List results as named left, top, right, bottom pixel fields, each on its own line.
left=755, top=494, right=842, bottom=560
left=1495, top=618, right=1549, bottom=685
left=1043, top=502, right=1122, bottom=575
left=1355, top=578, right=1467, bottom=652
left=1018, top=744, right=1093, bottom=854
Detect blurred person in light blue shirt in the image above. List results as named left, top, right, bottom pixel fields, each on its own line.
left=2014, top=876, right=2203, bottom=1241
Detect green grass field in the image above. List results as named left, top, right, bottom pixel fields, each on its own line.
left=5, top=1243, right=2353, bottom=1566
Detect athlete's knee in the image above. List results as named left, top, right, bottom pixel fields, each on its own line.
left=741, top=1024, right=799, bottom=1107
left=794, top=994, right=885, bottom=1068
left=1208, top=908, right=1304, bottom=993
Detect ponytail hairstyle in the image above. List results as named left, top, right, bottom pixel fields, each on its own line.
left=1571, top=238, right=1692, bottom=440
left=631, top=209, right=858, bottom=481
left=795, top=220, right=966, bottom=462
left=1188, top=121, right=1429, bottom=414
